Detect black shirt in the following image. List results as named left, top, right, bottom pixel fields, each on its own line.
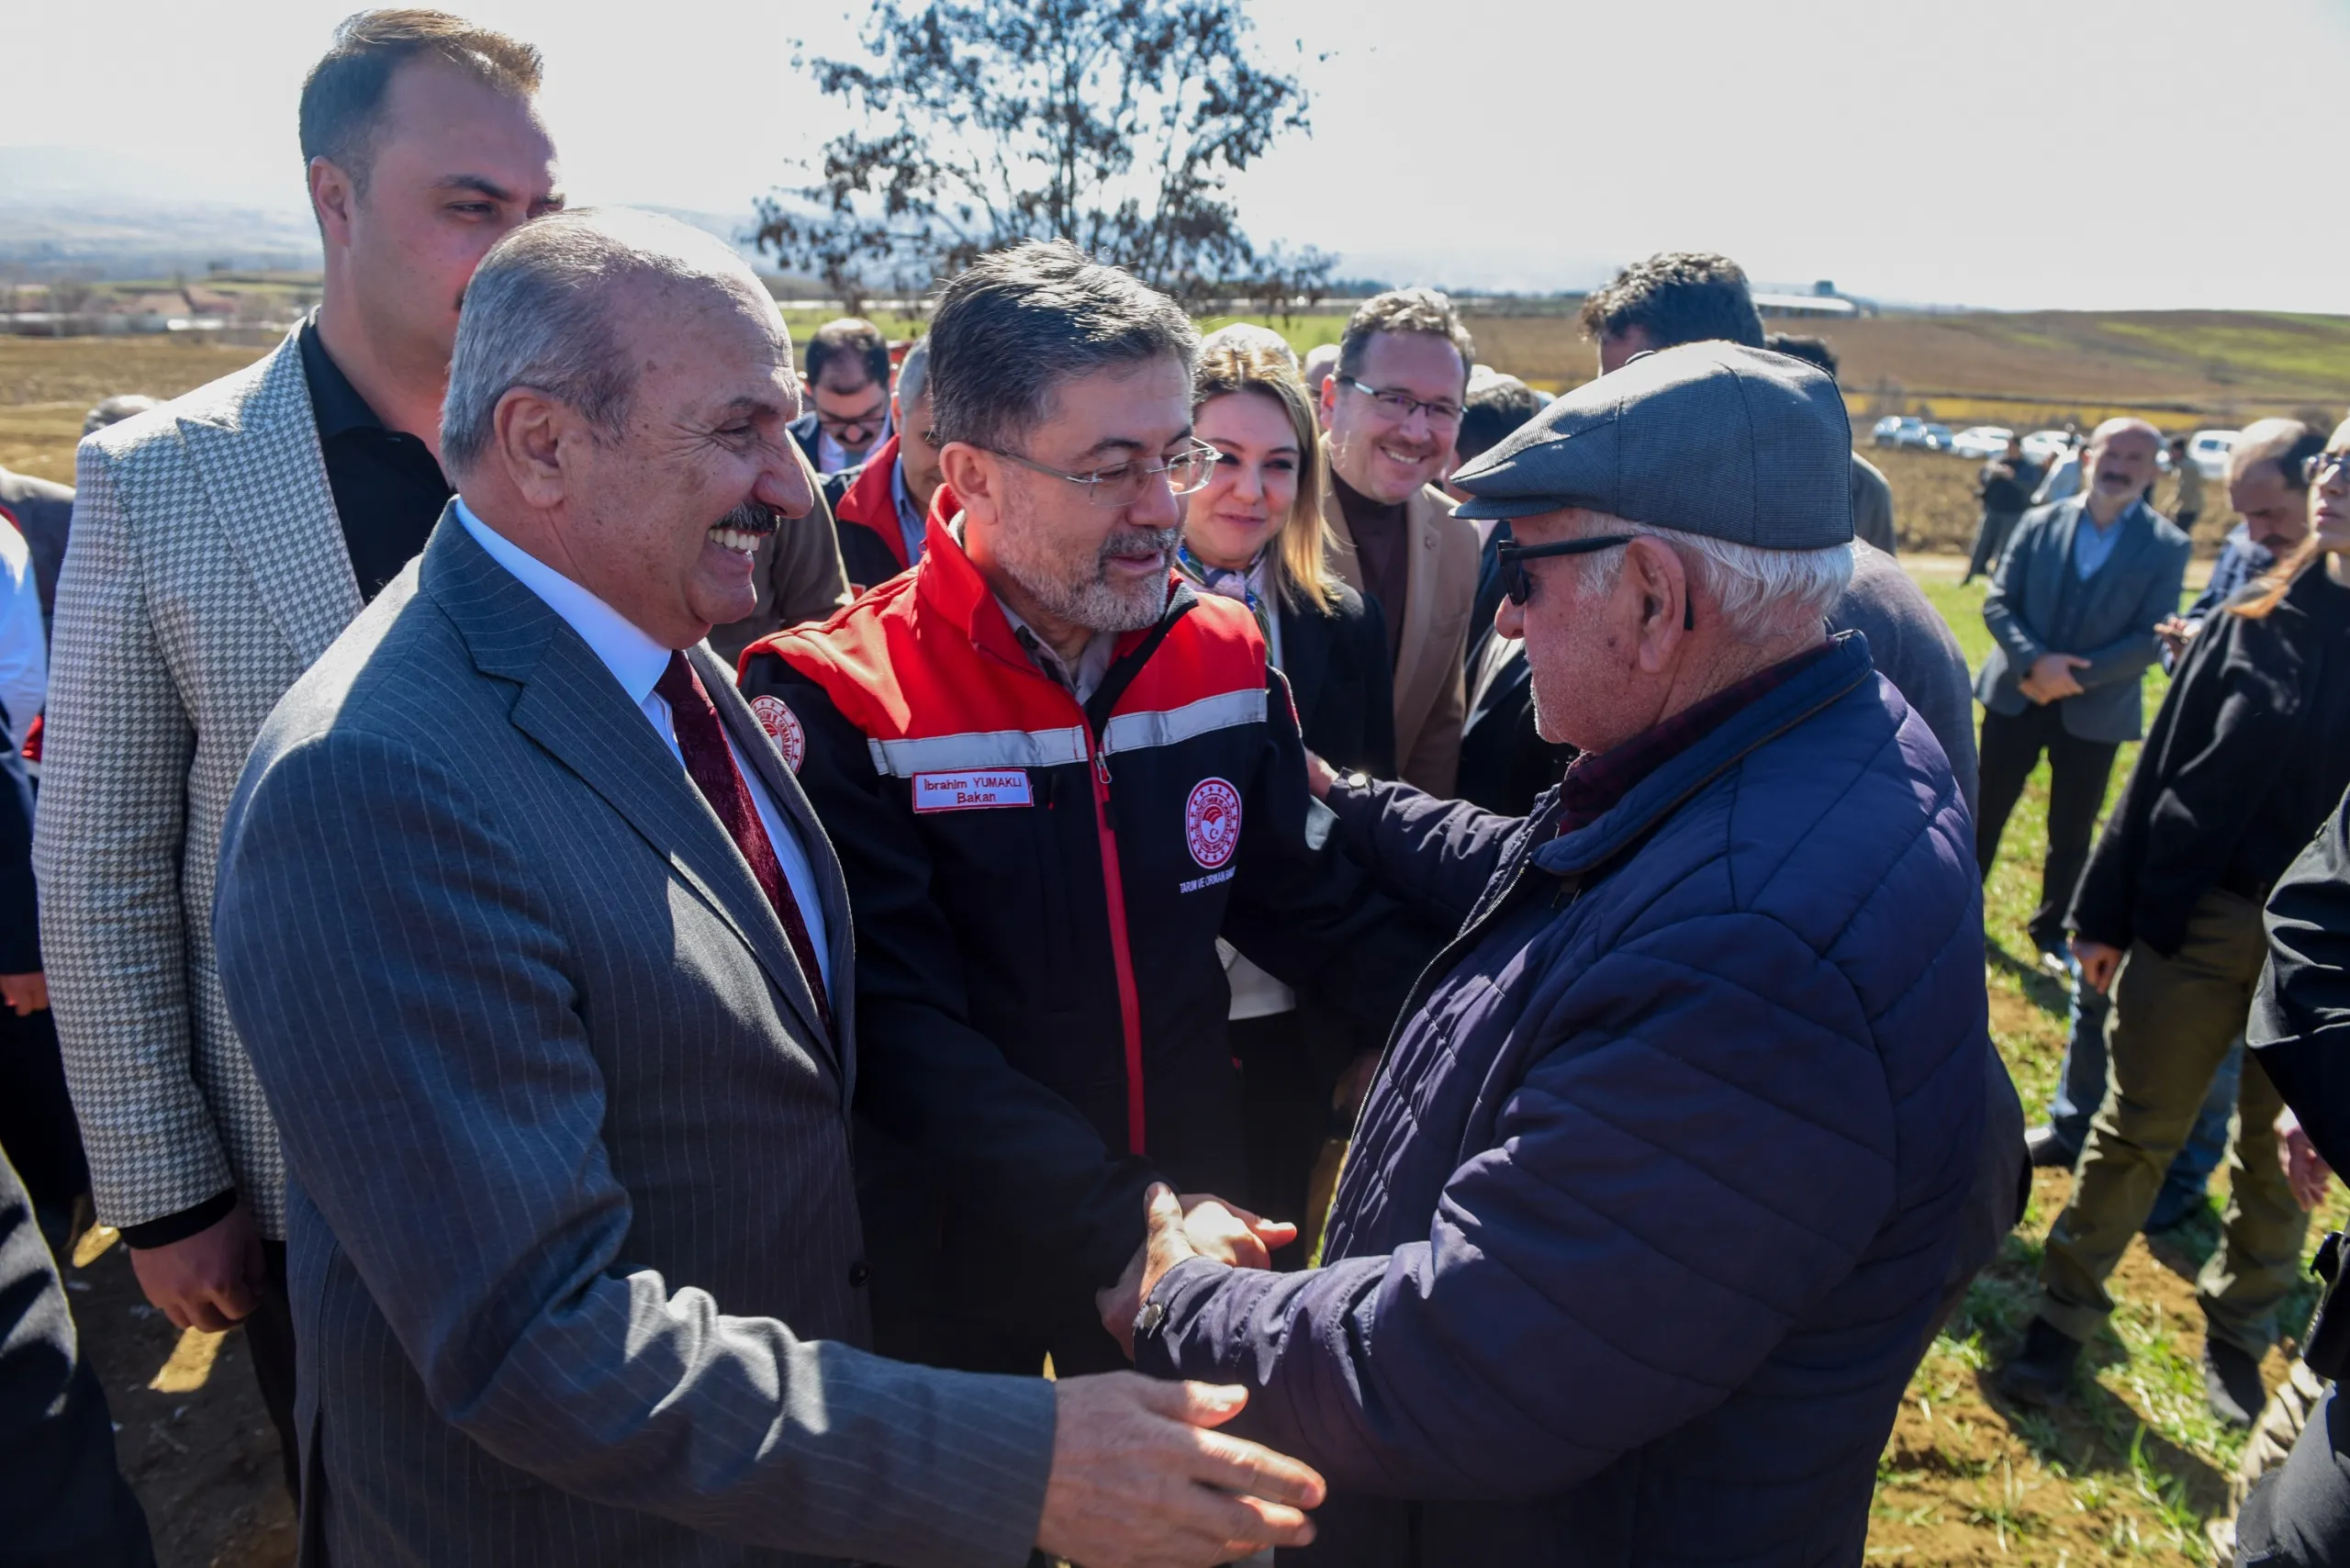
left=298, top=318, right=452, bottom=601
left=1330, top=468, right=1408, bottom=671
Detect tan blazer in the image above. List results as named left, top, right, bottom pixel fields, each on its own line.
left=1319, top=471, right=1481, bottom=797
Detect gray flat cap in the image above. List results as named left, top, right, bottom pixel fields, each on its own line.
left=1451, top=341, right=1854, bottom=549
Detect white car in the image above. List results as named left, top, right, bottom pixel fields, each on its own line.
left=1870, top=415, right=1908, bottom=447
left=2188, top=429, right=2238, bottom=481
left=2021, top=430, right=2074, bottom=465
left=1951, top=426, right=2014, bottom=461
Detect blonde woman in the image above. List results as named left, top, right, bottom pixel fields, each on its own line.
left=1181, top=330, right=1395, bottom=1258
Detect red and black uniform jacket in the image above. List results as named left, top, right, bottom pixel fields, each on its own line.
left=737, top=495, right=1439, bottom=1328
left=822, top=435, right=913, bottom=595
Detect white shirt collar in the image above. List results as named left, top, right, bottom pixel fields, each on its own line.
left=453, top=498, right=673, bottom=706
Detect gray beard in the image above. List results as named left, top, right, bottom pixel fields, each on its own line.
left=996, top=524, right=1177, bottom=634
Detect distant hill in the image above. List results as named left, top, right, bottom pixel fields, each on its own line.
left=1448, top=307, right=2350, bottom=428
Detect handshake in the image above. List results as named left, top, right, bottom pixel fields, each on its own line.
left=1037, top=1185, right=1317, bottom=1568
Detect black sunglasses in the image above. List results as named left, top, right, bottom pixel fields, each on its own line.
left=1495, top=534, right=1695, bottom=628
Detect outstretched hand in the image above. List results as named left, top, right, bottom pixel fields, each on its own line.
left=1100, top=1184, right=1288, bottom=1357
left=1037, top=1373, right=1324, bottom=1568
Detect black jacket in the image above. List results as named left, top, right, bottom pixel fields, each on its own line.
left=1278, top=580, right=1395, bottom=778
left=2253, top=785, right=2350, bottom=1171
left=2072, top=562, right=2350, bottom=956
left=1458, top=521, right=1575, bottom=815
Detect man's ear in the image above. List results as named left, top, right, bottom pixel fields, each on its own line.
left=308, top=156, right=357, bottom=249
left=494, top=388, right=570, bottom=510
left=938, top=442, right=999, bottom=525
left=1624, top=538, right=1689, bottom=673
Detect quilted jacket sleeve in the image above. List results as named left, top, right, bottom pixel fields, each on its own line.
left=32, top=438, right=235, bottom=1228
left=1324, top=775, right=1525, bottom=932
left=1136, top=910, right=1899, bottom=1499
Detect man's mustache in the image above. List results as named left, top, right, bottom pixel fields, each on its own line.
left=716, top=498, right=782, bottom=536
left=1101, top=526, right=1180, bottom=563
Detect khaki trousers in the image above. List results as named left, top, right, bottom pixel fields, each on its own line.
left=2038, top=887, right=2311, bottom=1357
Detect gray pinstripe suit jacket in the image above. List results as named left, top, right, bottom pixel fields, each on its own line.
left=213, top=513, right=1055, bottom=1565
left=35, top=330, right=352, bottom=1237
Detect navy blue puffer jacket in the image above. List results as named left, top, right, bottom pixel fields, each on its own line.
left=1136, top=633, right=1990, bottom=1565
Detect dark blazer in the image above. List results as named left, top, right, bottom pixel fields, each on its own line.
left=1455, top=521, right=1572, bottom=816
left=785, top=411, right=821, bottom=468
left=0, top=1145, right=152, bottom=1565
left=1280, top=579, right=1396, bottom=778
left=2252, top=784, right=2350, bottom=1172
left=1976, top=498, right=2191, bottom=743
left=212, top=513, right=1053, bottom=1565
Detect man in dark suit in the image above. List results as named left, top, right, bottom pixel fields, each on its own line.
left=212, top=208, right=1322, bottom=1567
left=1974, top=418, right=2189, bottom=967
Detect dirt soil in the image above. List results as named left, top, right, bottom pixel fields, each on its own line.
left=66, top=1225, right=296, bottom=1567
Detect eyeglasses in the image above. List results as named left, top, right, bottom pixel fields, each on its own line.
left=1339, top=376, right=1465, bottom=428
left=2305, top=450, right=2350, bottom=487
left=1496, top=533, right=1695, bottom=628
left=814, top=399, right=890, bottom=440
left=989, top=442, right=1222, bottom=508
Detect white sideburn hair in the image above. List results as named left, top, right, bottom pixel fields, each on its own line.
left=1566, top=510, right=1852, bottom=637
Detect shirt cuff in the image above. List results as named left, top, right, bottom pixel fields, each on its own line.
left=118, top=1188, right=238, bottom=1249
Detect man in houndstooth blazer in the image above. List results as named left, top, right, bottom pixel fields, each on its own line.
left=30, top=11, right=566, bottom=1484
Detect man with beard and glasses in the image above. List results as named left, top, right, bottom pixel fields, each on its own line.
left=737, top=241, right=1444, bottom=1383
left=211, top=208, right=1328, bottom=1568
left=1973, top=419, right=2190, bottom=974
left=33, top=9, right=562, bottom=1497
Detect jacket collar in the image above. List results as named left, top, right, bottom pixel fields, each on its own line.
left=176, top=327, right=363, bottom=665
left=1532, top=631, right=1878, bottom=879
left=421, top=508, right=843, bottom=1067
left=834, top=433, right=907, bottom=569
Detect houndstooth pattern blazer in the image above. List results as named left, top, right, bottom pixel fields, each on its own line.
left=33, top=329, right=360, bottom=1238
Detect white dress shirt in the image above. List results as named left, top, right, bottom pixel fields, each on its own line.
left=456, top=500, right=831, bottom=989
left=0, top=516, right=45, bottom=746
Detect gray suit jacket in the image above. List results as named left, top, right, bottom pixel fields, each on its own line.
left=1974, top=497, right=2190, bottom=744
left=213, top=514, right=1055, bottom=1565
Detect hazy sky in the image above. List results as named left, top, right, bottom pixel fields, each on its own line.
left=9, top=0, right=2349, bottom=309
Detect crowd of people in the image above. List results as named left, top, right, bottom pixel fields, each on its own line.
left=3, top=9, right=2348, bottom=1568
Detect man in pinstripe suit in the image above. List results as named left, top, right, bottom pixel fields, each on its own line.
left=211, top=208, right=1323, bottom=1566
left=33, top=12, right=564, bottom=1486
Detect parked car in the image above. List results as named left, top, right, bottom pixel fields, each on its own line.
left=1951, top=426, right=2015, bottom=460
left=1870, top=415, right=1909, bottom=447
left=1919, top=423, right=1956, bottom=453
left=2021, top=430, right=2074, bottom=465
left=2188, top=429, right=2238, bottom=480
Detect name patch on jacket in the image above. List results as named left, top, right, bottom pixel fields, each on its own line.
left=912, top=769, right=1034, bottom=812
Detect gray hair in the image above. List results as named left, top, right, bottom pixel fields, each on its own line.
left=1562, top=508, right=1853, bottom=638
left=894, top=336, right=931, bottom=419
left=441, top=207, right=770, bottom=476
left=926, top=240, right=1197, bottom=454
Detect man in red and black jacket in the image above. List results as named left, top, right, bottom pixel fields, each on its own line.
left=822, top=337, right=946, bottom=595
left=741, top=241, right=1439, bottom=1376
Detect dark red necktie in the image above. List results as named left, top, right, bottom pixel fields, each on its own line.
left=655, top=652, right=834, bottom=1036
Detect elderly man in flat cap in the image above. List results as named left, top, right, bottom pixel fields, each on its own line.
left=1097, top=341, right=2001, bottom=1565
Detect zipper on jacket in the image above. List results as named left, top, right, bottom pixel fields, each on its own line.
left=1088, top=740, right=1149, bottom=1155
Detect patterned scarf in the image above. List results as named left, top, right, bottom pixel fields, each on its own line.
left=1175, top=541, right=1273, bottom=647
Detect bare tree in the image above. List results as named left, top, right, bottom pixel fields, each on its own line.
left=755, top=0, right=1335, bottom=318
